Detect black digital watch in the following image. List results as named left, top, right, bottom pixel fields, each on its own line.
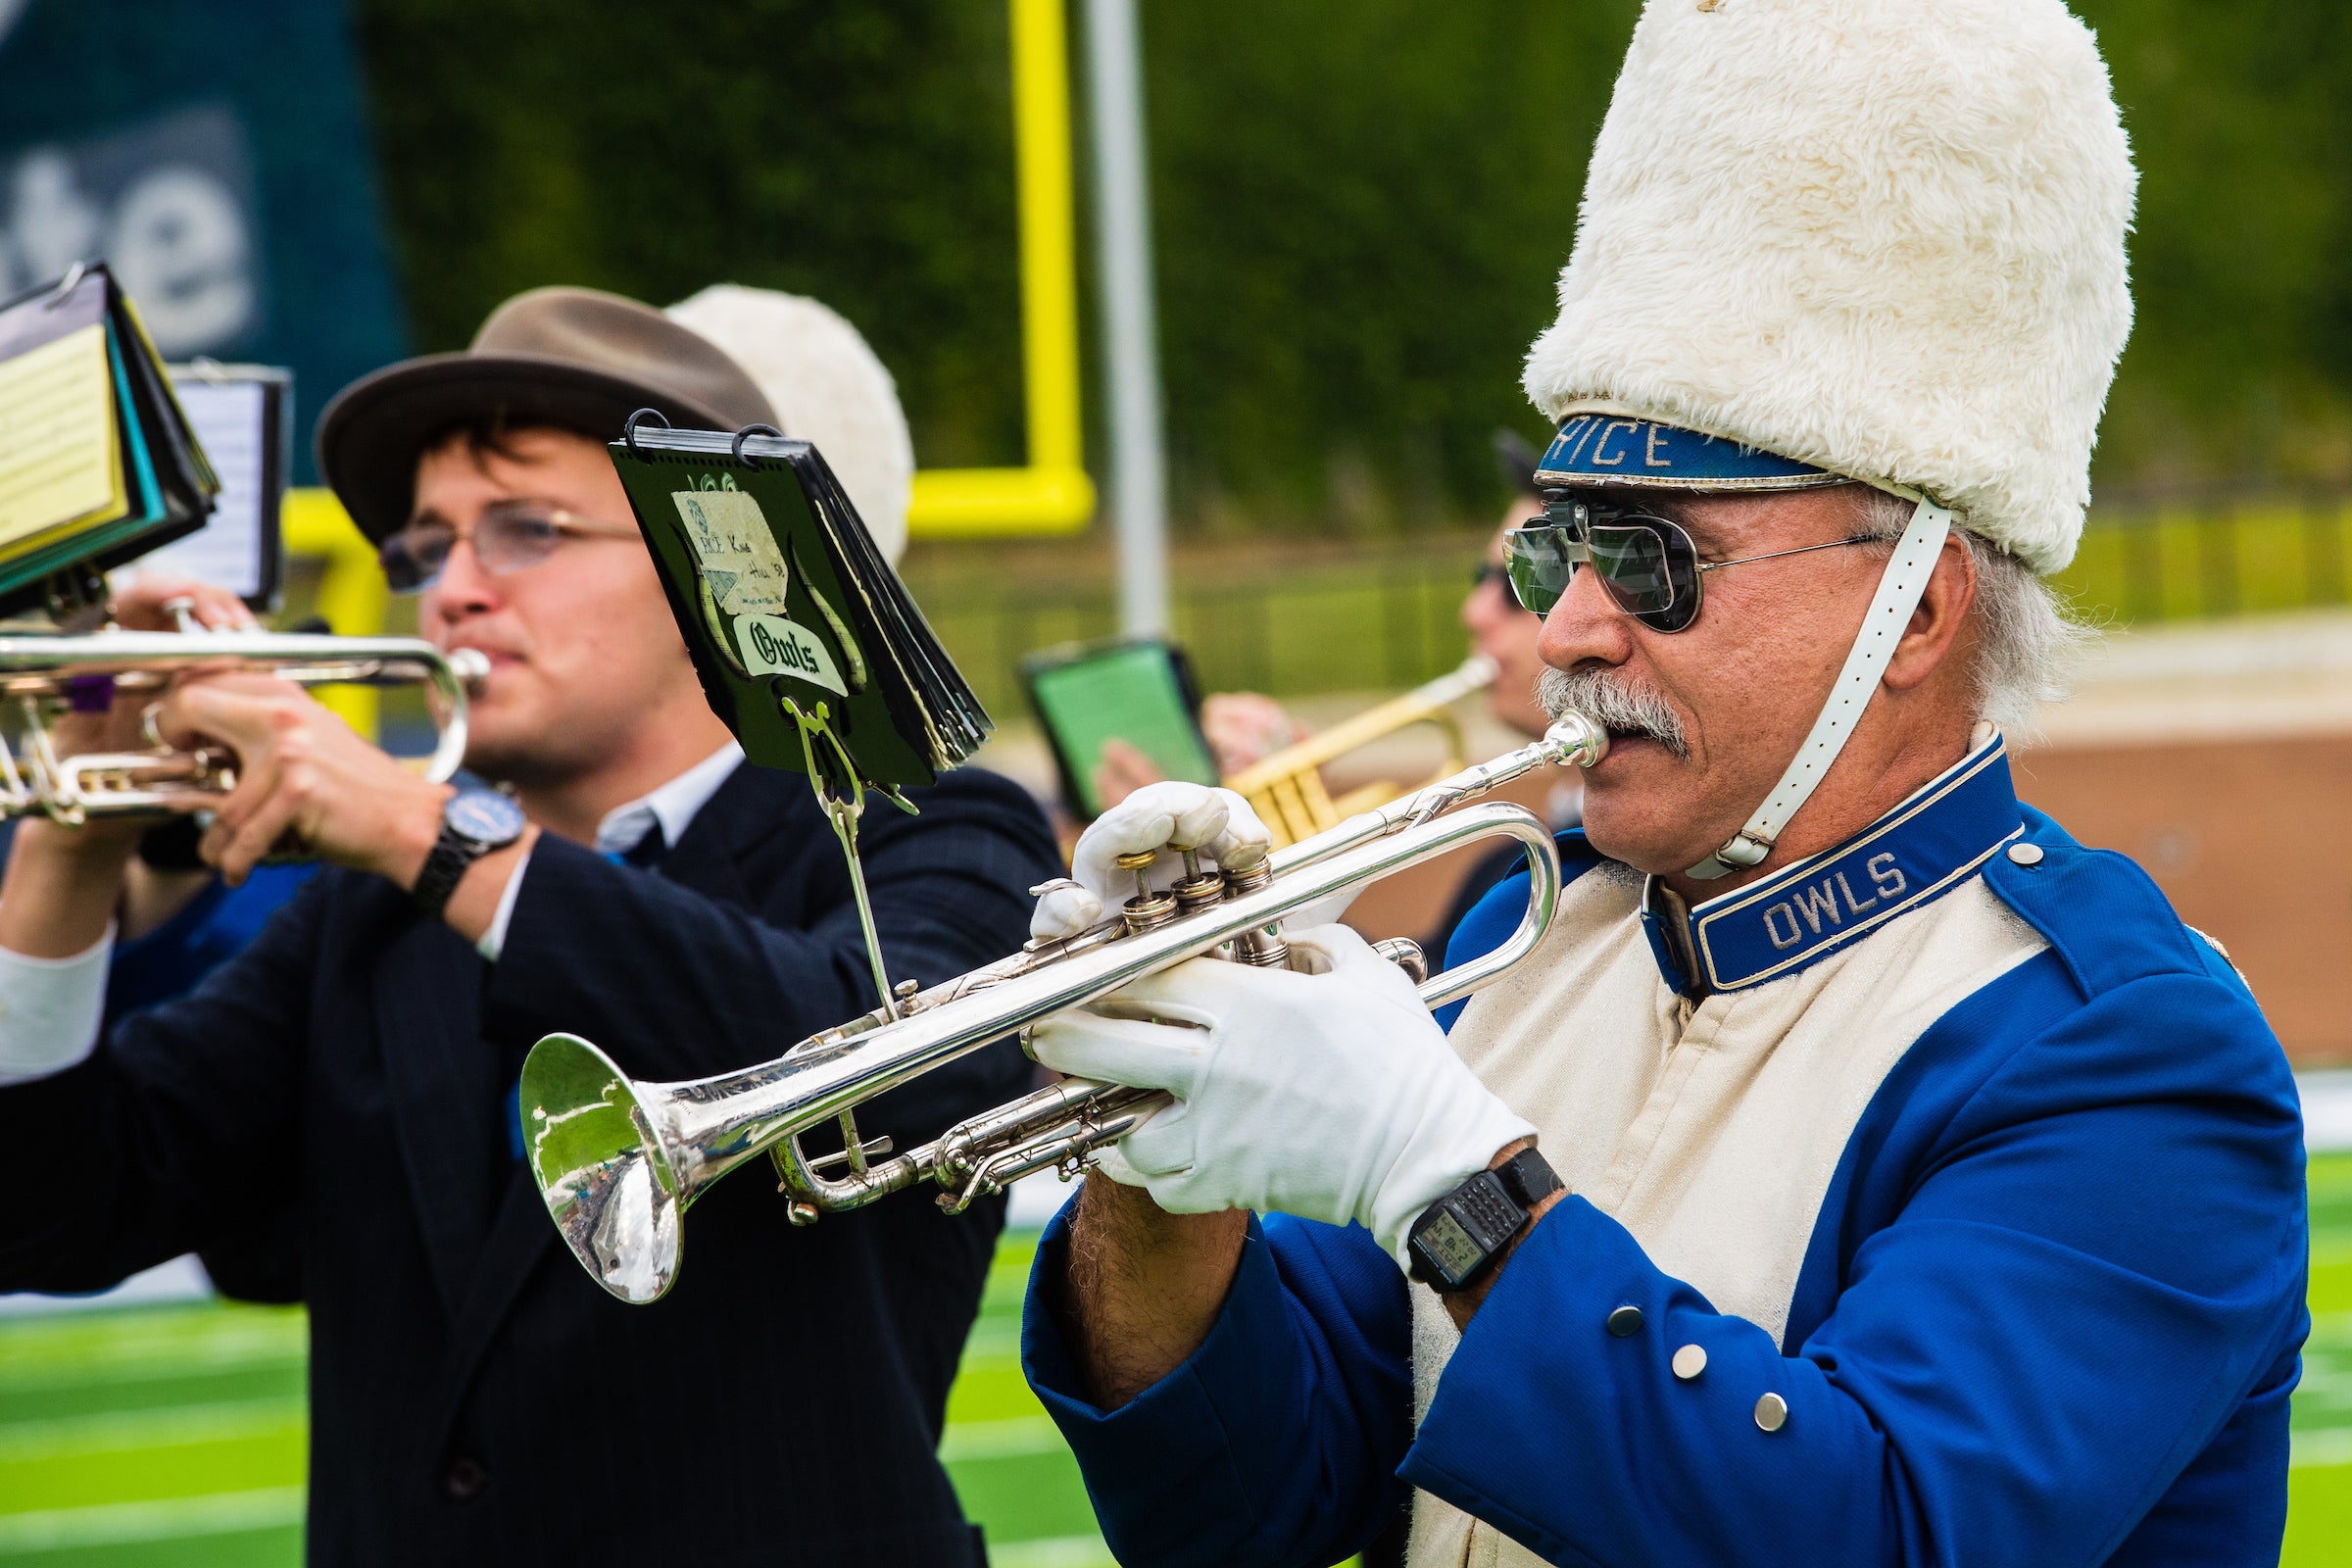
left=1406, top=1147, right=1564, bottom=1294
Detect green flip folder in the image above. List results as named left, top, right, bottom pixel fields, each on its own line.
left=607, top=423, right=990, bottom=805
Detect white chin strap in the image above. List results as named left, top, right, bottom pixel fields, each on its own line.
left=1685, top=496, right=1955, bottom=881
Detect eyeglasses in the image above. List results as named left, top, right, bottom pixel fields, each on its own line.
left=378, top=503, right=641, bottom=595
left=1468, top=560, right=1541, bottom=613
left=1504, top=498, right=1877, bottom=633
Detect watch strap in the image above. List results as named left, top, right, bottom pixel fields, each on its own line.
left=1494, top=1147, right=1564, bottom=1209
left=411, top=824, right=484, bottom=921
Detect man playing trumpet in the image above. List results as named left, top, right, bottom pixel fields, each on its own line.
left=1018, top=3, right=2307, bottom=1564
left=0, top=286, right=1056, bottom=1566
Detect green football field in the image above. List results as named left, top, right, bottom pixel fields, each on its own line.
left=5, top=1156, right=2350, bottom=1566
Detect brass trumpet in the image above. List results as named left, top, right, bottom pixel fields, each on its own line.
left=1223, top=654, right=1497, bottom=848
left=0, top=624, right=489, bottom=821
left=521, top=713, right=1608, bottom=1305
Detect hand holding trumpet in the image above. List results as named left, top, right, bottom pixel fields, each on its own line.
left=1028, top=920, right=1537, bottom=1262
left=0, top=585, right=491, bottom=960
left=147, top=672, right=456, bottom=889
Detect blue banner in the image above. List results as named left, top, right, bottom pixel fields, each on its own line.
left=0, top=0, right=408, bottom=479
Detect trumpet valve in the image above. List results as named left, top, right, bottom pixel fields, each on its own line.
left=1218, top=841, right=1271, bottom=893
left=1170, top=874, right=1225, bottom=917
left=1120, top=889, right=1178, bottom=935
left=1165, top=839, right=1226, bottom=916
left=1217, top=843, right=1290, bottom=967
left=1114, top=849, right=1178, bottom=934
left=1113, top=848, right=1156, bottom=898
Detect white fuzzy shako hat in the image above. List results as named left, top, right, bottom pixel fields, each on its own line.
left=1523, top=0, right=2136, bottom=575
left=668, top=285, right=916, bottom=564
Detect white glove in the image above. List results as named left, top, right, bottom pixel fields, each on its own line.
left=1027, top=924, right=1537, bottom=1265
left=1030, top=782, right=1273, bottom=942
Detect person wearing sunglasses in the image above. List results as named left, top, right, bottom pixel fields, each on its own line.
left=1013, top=7, right=2302, bottom=1568
left=0, top=285, right=1057, bottom=1567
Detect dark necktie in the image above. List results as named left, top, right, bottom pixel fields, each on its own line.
left=611, top=821, right=667, bottom=868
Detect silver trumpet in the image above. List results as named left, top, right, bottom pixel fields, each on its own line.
left=522, top=714, right=1609, bottom=1304
left=0, top=620, right=490, bottom=821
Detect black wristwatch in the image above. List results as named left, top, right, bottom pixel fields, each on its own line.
left=411, top=789, right=527, bottom=920
left=1406, top=1148, right=1564, bottom=1293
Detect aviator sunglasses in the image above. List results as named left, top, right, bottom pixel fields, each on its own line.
left=378, top=502, right=642, bottom=595
left=1504, top=497, right=1876, bottom=633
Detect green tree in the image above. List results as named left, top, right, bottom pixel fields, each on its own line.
left=358, top=0, right=1024, bottom=469
left=359, top=0, right=2352, bottom=528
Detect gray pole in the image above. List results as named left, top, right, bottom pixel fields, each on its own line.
left=1083, top=0, right=1170, bottom=637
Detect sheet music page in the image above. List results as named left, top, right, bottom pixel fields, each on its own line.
left=130, top=379, right=268, bottom=597
left=0, top=322, right=121, bottom=548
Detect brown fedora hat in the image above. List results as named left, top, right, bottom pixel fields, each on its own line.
left=316, top=285, right=778, bottom=543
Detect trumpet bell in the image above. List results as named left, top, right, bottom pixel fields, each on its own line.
left=522, top=1033, right=685, bottom=1305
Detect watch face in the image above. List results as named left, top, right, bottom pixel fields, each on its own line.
left=1416, top=1212, right=1485, bottom=1286
left=446, top=790, right=526, bottom=845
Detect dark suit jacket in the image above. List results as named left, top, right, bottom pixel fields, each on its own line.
left=0, top=762, right=1059, bottom=1567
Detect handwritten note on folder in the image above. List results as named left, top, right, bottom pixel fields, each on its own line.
left=0, top=322, right=122, bottom=551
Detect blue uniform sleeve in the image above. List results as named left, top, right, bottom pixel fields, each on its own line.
left=1404, top=971, right=2307, bottom=1566
left=1023, top=1204, right=1414, bottom=1568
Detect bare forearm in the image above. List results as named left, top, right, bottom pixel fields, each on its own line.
left=0, top=820, right=140, bottom=956
left=1058, top=1172, right=1249, bottom=1408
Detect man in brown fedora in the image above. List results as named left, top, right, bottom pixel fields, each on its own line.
left=0, top=287, right=1056, bottom=1566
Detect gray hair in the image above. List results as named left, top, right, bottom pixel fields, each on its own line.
left=1849, top=487, right=2095, bottom=735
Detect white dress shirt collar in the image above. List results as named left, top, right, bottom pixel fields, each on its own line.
left=475, top=740, right=745, bottom=963
left=593, top=741, right=745, bottom=858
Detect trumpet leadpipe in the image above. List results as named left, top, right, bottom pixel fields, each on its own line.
left=0, top=630, right=489, bottom=820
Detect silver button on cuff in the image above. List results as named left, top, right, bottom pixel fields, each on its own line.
left=1606, top=1304, right=1644, bottom=1337
left=2005, top=841, right=2045, bottom=866
left=1754, top=1392, right=1789, bottom=1433
left=1672, top=1343, right=1707, bottom=1381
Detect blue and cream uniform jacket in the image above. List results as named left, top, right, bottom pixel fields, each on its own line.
left=1019, top=734, right=2308, bottom=1567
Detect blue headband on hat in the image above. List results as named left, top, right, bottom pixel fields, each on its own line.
left=1535, top=413, right=1839, bottom=491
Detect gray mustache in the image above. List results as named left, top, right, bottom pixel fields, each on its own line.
left=1539, top=666, right=1689, bottom=758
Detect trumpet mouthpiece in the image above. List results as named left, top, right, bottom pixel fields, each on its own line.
left=446, top=647, right=493, bottom=693
left=1544, top=711, right=1610, bottom=770
left=520, top=1033, right=683, bottom=1304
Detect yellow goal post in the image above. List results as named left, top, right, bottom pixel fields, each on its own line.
left=282, top=0, right=1095, bottom=737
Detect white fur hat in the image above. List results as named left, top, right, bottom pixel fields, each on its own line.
left=667, top=285, right=916, bottom=564
left=1522, top=0, right=2136, bottom=575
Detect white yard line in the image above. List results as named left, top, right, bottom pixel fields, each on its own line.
left=2293, top=1429, right=2352, bottom=1470
left=0, top=1397, right=302, bottom=1462
left=0, top=1488, right=302, bottom=1553
left=940, top=1414, right=1065, bottom=1462
left=987, top=1535, right=1117, bottom=1568
left=2302, top=1072, right=2352, bottom=1154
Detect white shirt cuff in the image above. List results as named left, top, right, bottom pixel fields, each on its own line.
left=0, top=923, right=116, bottom=1085
left=475, top=843, right=533, bottom=962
